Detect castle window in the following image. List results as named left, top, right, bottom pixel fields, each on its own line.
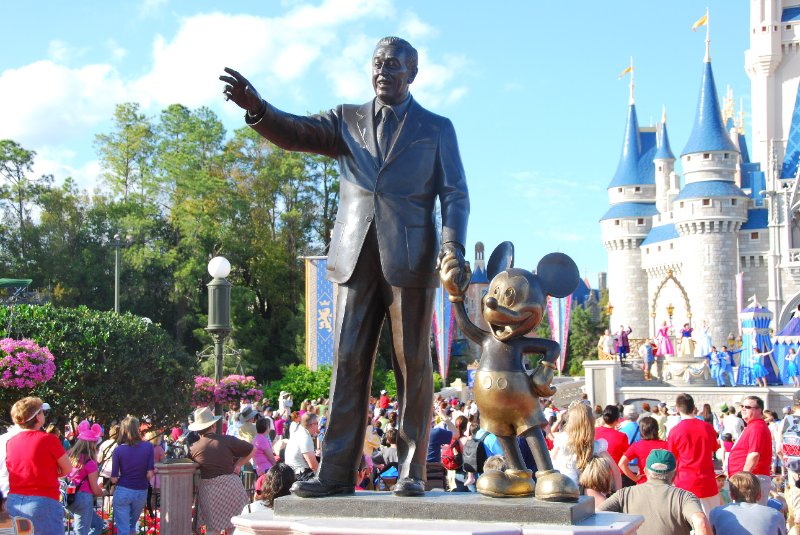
left=637, top=218, right=644, bottom=225
left=634, top=187, right=641, bottom=192
left=670, top=243, right=674, bottom=250
left=687, top=156, right=691, bottom=161
left=646, top=248, right=650, bottom=254
left=731, top=199, right=737, bottom=206
left=617, top=187, right=623, bottom=193
left=679, top=202, right=684, bottom=208
left=762, top=26, right=767, bottom=32
left=787, top=25, right=792, bottom=30
left=775, top=26, right=778, bottom=31
left=657, top=246, right=661, bottom=252
left=658, top=165, right=662, bottom=172
left=703, top=153, right=711, bottom=160
left=751, top=232, right=759, bottom=240
left=702, top=198, right=711, bottom=206
left=724, top=153, right=729, bottom=159
left=615, top=219, right=620, bottom=226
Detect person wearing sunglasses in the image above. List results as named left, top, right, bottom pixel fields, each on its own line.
left=728, top=396, right=773, bottom=506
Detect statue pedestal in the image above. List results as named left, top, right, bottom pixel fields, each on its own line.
left=584, top=359, right=620, bottom=408
left=232, top=492, right=644, bottom=534
left=157, top=460, right=198, bottom=535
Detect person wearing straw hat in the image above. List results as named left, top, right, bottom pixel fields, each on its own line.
left=188, top=407, right=253, bottom=535
left=599, top=449, right=712, bottom=535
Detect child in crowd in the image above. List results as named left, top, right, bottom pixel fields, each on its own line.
left=242, top=463, right=295, bottom=514
left=579, top=455, right=614, bottom=508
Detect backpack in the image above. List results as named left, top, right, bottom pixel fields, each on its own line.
left=462, top=432, right=488, bottom=473
left=441, top=437, right=462, bottom=471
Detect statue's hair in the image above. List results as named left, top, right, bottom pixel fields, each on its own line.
left=375, top=36, right=418, bottom=71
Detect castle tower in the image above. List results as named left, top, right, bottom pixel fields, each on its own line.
left=463, top=242, right=489, bottom=363
left=654, top=107, right=677, bottom=213
left=600, top=75, right=656, bottom=337
left=745, top=0, right=785, bottom=168
left=674, top=52, right=749, bottom=345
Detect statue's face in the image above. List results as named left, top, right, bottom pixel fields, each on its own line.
left=372, top=45, right=416, bottom=105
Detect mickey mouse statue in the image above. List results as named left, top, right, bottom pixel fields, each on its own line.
left=440, top=241, right=580, bottom=500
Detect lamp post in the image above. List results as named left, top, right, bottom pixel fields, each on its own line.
left=112, top=233, right=133, bottom=313
left=207, top=256, right=232, bottom=433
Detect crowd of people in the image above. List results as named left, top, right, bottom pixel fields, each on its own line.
left=4, top=387, right=800, bottom=533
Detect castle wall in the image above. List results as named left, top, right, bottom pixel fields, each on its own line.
left=677, top=230, right=741, bottom=344
left=606, top=246, right=649, bottom=337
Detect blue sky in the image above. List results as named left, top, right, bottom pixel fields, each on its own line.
left=0, top=1, right=751, bottom=284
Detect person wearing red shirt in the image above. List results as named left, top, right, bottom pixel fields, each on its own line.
left=667, top=393, right=722, bottom=514
left=5, top=397, right=73, bottom=535
left=727, top=395, right=773, bottom=506
left=595, top=405, right=629, bottom=464
left=619, top=416, right=667, bottom=484
left=379, top=390, right=390, bottom=410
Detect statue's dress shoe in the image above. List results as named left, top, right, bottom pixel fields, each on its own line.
left=291, top=477, right=355, bottom=498
left=476, top=469, right=536, bottom=497
left=393, top=477, right=425, bottom=496
left=534, top=469, right=580, bottom=502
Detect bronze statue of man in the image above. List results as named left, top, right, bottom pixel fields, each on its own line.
left=220, top=36, right=469, bottom=497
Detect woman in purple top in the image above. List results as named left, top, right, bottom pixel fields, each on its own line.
left=253, top=417, right=277, bottom=476
left=111, top=417, right=155, bottom=535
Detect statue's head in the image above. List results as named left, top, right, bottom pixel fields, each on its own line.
left=372, top=36, right=418, bottom=105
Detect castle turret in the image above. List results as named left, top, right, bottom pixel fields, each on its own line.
left=600, top=74, right=656, bottom=337
left=654, top=107, right=677, bottom=213
left=745, top=0, right=784, bottom=168
left=674, top=52, right=749, bottom=345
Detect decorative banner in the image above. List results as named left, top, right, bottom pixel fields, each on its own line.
left=432, top=285, right=456, bottom=383
left=547, top=295, right=573, bottom=372
left=305, top=257, right=336, bottom=370
left=735, top=272, right=744, bottom=335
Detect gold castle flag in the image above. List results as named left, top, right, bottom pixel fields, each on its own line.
left=692, top=13, right=708, bottom=31
left=618, top=66, right=633, bottom=79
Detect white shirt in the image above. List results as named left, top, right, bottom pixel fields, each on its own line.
left=285, top=427, right=314, bottom=473
left=0, top=425, right=22, bottom=496
left=722, top=414, right=745, bottom=440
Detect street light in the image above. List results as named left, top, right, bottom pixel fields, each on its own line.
left=207, top=256, right=232, bottom=433
left=112, top=233, right=133, bottom=314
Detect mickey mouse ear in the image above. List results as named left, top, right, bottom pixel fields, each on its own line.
left=537, top=253, right=579, bottom=298
left=78, top=420, right=90, bottom=432
left=487, top=241, right=514, bottom=280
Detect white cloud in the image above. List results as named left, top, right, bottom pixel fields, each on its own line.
left=47, top=40, right=71, bottom=63
left=34, top=148, right=102, bottom=191
left=106, top=39, right=127, bottom=62
left=411, top=51, right=469, bottom=108
left=398, top=12, right=437, bottom=41
left=0, top=61, right=127, bottom=149
left=140, top=0, right=168, bottom=18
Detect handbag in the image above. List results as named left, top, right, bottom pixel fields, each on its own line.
left=63, top=467, right=86, bottom=507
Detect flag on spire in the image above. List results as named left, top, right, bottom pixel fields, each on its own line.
left=692, top=13, right=708, bottom=31
left=618, top=66, right=632, bottom=79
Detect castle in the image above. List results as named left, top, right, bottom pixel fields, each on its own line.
left=602, top=0, right=800, bottom=344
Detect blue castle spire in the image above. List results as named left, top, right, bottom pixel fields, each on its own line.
left=682, top=60, right=738, bottom=155
left=608, top=103, right=642, bottom=187
left=655, top=108, right=675, bottom=160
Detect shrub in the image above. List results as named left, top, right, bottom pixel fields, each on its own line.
left=0, top=304, right=196, bottom=426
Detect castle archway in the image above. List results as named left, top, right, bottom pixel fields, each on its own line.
left=650, top=270, right=691, bottom=338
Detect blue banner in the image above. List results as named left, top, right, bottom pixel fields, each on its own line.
left=305, top=258, right=336, bottom=370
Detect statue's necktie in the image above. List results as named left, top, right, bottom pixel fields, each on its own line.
left=378, top=106, right=397, bottom=162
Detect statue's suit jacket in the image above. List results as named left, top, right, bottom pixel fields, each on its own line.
left=247, top=97, right=470, bottom=286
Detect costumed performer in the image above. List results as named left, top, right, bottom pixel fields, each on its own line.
left=678, top=323, right=694, bottom=357
left=597, top=329, right=616, bottom=359
left=655, top=321, right=674, bottom=358
left=638, top=339, right=656, bottom=381
left=695, top=319, right=713, bottom=359
left=615, top=325, right=632, bottom=364
left=752, top=346, right=773, bottom=388
left=718, top=346, right=739, bottom=388
left=786, top=348, right=800, bottom=387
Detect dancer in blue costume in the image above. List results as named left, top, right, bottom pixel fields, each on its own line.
left=706, top=346, right=724, bottom=387
left=718, top=346, right=740, bottom=387
left=752, top=345, right=773, bottom=388
left=678, top=323, right=694, bottom=357
left=787, top=348, right=800, bottom=387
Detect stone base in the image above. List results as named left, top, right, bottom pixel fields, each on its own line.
left=272, top=491, right=594, bottom=525
left=233, top=509, right=644, bottom=535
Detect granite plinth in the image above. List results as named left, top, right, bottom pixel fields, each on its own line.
left=271, top=491, right=594, bottom=525
left=232, top=510, right=644, bottom=535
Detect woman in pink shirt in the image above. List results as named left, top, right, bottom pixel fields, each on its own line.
left=253, top=417, right=277, bottom=476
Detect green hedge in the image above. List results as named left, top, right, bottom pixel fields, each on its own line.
left=0, top=304, right=196, bottom=426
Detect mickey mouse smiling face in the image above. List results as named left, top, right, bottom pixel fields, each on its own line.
left=483, top=268, right=545, bottom=342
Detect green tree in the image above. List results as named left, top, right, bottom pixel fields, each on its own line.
left=564, top=304, right=604, bottom=376
left=0, top=304, right=196, bottom=426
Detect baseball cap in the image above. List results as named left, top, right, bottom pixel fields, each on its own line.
left=646, top=449, right=676, bottom=475
left=380, top=390, right=387, bottom=394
